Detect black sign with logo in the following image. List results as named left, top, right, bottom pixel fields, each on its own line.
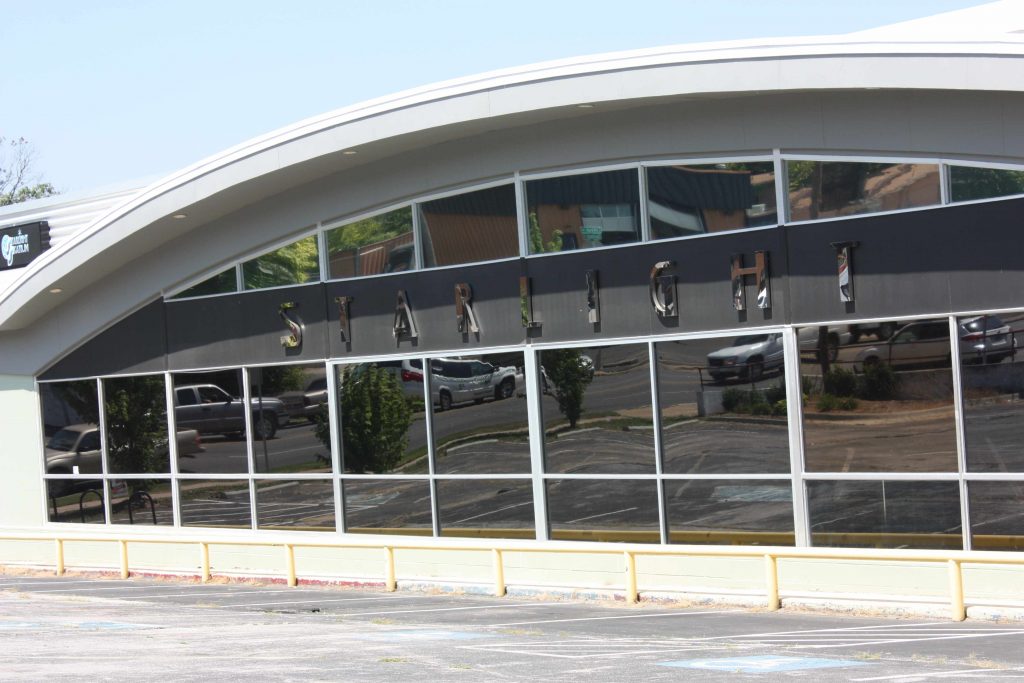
left=0, top=221, right=50, bottom=270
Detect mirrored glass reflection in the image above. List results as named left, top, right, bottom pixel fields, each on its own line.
left=949, top=166, right=1024, bottom=203
left=179, top=479, right=252, bottom=529
left=540, top=344, right=655, bottom=474
left=40, top=380, right=103, bottom=496
left=249, top=365, right=332, bottom=474
left=343, top=479, right=432, bottom=535
left=658, top=338, right=789, bottom=474
left=172, top=370, right=245, bottom=474
left=335, top=362, right=429, bottom=474
left=546, top=479, right=660, bottom=543
left=170, top=268, right=237, bottom=299
left=959, top=313, right=1024, bottom=472
left=242, top=234, right=320, bottom=290
left=786, top=161, right=940, bottom=222
left=420, top=185, right=518, bottom=267
left=326, top=207, right=414, bottom=279
left=430, top=352, right=530, bottom=474
left=104, top=375, right=170, bottom=475
left=968, top=482, right=1024, bottom=551
left=664, top=480, right=793, bottom=545
left=46, top=480, right=105, bottom=524
left=807, top=481, right=961, bottom=549
left=255, top=479, right=335, bottom=531
left=525, top=169, right=641, bottom=253
left=647, top=162, right=777, bottom=239
left=436, top=479, right=535, bottom=539
left=110, top=479, right=173, bottom=526
left=798, top=322, right=957, bottom=472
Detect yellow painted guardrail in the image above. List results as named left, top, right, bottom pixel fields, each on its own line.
left=2, top=532, right=1023, bottom=621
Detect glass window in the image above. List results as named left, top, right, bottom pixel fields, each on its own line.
left=180, top=479, right=252, bottom=529
left=968, top=482, right=1024, bottom=551
left=959, top=313, right=1024, bottom=472
left=431, top=353, right=530, bottom=475
left=103, top=375, right=170, bottom=475
left=786, top=161, right=940, bottom=222
left=242, top=234, right=319, bottom=290
left=172, top=370, right=247, bottom=475
left=343, top=479, right=432, bottom=535
left=647, top=162, right=777, bottom=239
left=419, top=185, right=518, bottom=267
left=546, top=479, right=660, bottom=543
left=807, top=481, right=961, bottom=549
left=40, top=381, right=103, bottom=503
left=110, top=480, right=173, bottom=526
left=249, top=364, right=331, bottom=474
left=525, top=169, right=641, bottom=253
left=47, top=485, right=105, bottom=524
left=540, top=344, right=655, bottom=474
left=170, top=268, right=237, bottom=299
left=436, top=479, right=535, bottom=539
left=326, top=207, right=414, bottom=279
left=950, top=166, right=1024, bottom=203
left=798, top=322, right=957, bottom=472
left=658, top=337, right=789, bottom=474
left=255, top=480, right=335, bottom=531
left=335, top=362, right=428, bottom=474
left=664, top=480, right=793, bottom=545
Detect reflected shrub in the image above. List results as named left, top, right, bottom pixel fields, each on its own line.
left=338, top=366, right=412, bottom=473
left=816, top=393, right=858, bottom=412
left=722, top=387, right=786, bottom=417
left=858, top=363, right=898, bottom=401
left=823, top=367, right=857, bottom=397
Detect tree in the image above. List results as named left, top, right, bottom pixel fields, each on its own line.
left=324, top=365, right=412, bottom=473
left=0, top=137, right=58, bottom=206
left=541, top=349, right=594, bottom=429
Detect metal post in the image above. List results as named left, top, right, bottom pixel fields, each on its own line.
left=765, top=554, right=780, bottom=610
left=200, top=543, right=211, bottom=583
left=385, top=546, right=397, bottom=592
left=948, top=559, right=966, bottom=621
left=285, top=544, right=297, bottom=587
left=493, top=549, right=506, bottom=597
left=624, top=551, right=638, bottom=604
left=119, top=540, right=129, bottom=579
left=54, top=539, right=65, bottom=576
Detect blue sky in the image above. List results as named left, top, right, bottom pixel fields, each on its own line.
left=0, top=0, right=991, bottom=193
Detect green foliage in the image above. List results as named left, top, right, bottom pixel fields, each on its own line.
left=722, top=386, right=787, bottom=416
left=816, top=393, right=859, bottom=412
left=334, top=365, right=412, bottom=473
left=541, top=349, right=593, bottom=428
left=103, top=376, right=168, bottom=477
left=950, top=166, right=1024, bottom=202
left=858, top=363, right=898, bottom=401
left=823, top=367, right=857, bottom=397
left=253, top=366, right=306, bottom=395
left=325, top=208, right=412, bottom=253
left=1, top=182, right=57, bottom=206
left=528, top=212, right=563, bottom=254
left=242, top=235, right=319, bottom=289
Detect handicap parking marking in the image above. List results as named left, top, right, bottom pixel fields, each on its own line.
left=659, top=655, right=867, bottom=673
left=353, top=629, right=492, bottom=642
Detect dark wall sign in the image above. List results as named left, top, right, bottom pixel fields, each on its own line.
left=0, top=221, right=50, bottom=270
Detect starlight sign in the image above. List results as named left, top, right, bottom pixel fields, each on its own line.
left=0, top=221, right=50, bottom=270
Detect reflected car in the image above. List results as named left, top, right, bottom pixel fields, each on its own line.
left=851, top=317, right=1015, bottom=371
left=431, top=358, right=519, bottom=411
left=797, top=326, right=854, bottom=363
left=375, top=359, right=428, bottom=399
left=277, top=376, right=328, bottom=422
left=174, top=384, right=283, bottom=439
left=706, top=333, right=784, bottom=382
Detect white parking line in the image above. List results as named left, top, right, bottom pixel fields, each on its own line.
left=487, top=609, right=744, bottom=627
left=0, top=580, right=136, bottom=588
left=851, top=668, right=1024, bottom=681
left=321, top=601, right=569, bottom=617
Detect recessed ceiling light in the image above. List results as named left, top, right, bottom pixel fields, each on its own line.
left=172, top=213, right=188, bottom=220
left=49, top=288, right=63, bottom=294
left=577, top=103, right=595, bottom=109
left=343, top=149, right=358, bottom=155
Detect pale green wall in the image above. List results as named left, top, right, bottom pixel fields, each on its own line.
left=0, top=376, right=44, bottom=528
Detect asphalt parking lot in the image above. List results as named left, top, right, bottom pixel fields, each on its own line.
left=2, top=573, right=1024, bottom=681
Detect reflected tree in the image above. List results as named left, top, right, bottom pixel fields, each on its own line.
left=103, top=377, right=168, bottom=476
left=334, top=366, right=412, bottom=473
left=243, top=236, right=319, bottom=289
left=541, top=349, right=594, bottom=429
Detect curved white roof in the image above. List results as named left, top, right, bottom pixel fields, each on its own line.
left=3, top=1, right=1024, bottom=333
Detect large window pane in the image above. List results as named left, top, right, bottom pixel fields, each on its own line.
left=180, top=479, right=252, bottom=529
left=242, top=235, right=319, bottom=290
left=335, top=362, right=428, bottom=474
left=807, top=481, right=961, bottom=549
left=40, top=380, right=103, bottom=498
left=968, top=482, right=1024, bottom=551
left=170, top=268, right=237, bottom=299
left=647, top=162, right=777, bottom=239
left=249, top=365, right=331, bottom=474
left=664, top=480, right=793, bottom=545
left=255, top=479, right=335, bottom=531
left=799, top=322, right=957, bottom=472
left=546, top=479, right=659, bottom=543
left=950, top=166, right=1024, bottom=203
left=787, top=161, right=940, bottom=222
left=110, top=479, right=173, bottom=526
left=959, top=313, right=1024, bottom=472
left=436, top=479, right=534, bottom=539
left=431, top=353, right=530, bottom=474
left=540, top=344, right=655, bottom=474
left=658, top=337, right=789, bottom=474
left=420, top=185, right=518, bottom=267
left=343, top=479, right=432, bottom=535
left=526, top=169, right=640, bottom=253
left=326, top=207, right=414, bottom=279
left=172, top=370, right=246, bottom=474
left=104, top=375, right=170, bottom=475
